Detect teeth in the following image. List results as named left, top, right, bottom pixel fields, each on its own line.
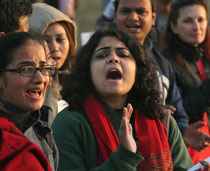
left=106, top=69, right=122, bottom=80
left=127, top=25, right=140, bottom=28
left=110, top=69, right=117, bottom=72
left=31, top=90, right=41, bottom=92
left=30, top=90, right=42, bottom=95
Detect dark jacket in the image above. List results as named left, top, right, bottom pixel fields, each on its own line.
left=162, top=47, right=210, bottom=123
left=145, top=38, right=189, bottom=131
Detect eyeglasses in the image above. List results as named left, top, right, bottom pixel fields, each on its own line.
left=4, top=65, right=56, bottom=77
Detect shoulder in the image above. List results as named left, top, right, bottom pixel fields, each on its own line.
left=53, top=107, right=87, bottom=124
left=52, top=107, right=91, bottom=134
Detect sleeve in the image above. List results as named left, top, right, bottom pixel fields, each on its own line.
left=167, top=58, right=210, bottom=122
left=52, top=109, right=143, bottom=171
left=181, top=78, right=210, bottom=121
left=168, top=116, right=194, bottom=170
left=166, top=61, right=189, bottom=132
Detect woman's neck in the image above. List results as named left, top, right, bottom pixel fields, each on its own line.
left=102, top=94, right=127, bottom=110
left=0, top=99, right=32, bottom=131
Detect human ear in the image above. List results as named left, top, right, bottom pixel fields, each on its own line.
left=152, top=12, right=156, bottom=26
left=0, top=32, right=5, bottom=37
left=170, top=22, right=178, bottom=34
left=0, top=77, right=3, bottom=91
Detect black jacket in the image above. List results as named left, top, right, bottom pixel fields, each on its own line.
left=162, top=48, right=210, bottom=123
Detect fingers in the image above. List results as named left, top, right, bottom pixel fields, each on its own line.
left=196, top=131, right=210, bottom=151
left=164, top=105, right=176, bottom=115
left=164, top=105, right=176, bottom=112
left=120, top=103, right=133, bottom=132
left=199, top=160, right=210, bottom=171
left=119, top=103, right=136, bottom=153
left=126, top=103, right=133, bottom=119
left=191, top=122, right=206, bottom=129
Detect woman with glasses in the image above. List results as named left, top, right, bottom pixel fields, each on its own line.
left=0, top=32, right=55, bottom=170
left=28, top=3, right=77, bottom=125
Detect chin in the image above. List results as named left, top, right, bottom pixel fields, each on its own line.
left=28, top=104, right=43, bottom=112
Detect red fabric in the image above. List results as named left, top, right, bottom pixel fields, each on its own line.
left=134, top=111, right=173, bottom=170
left=0, top=117, right=52, bottom=171
left=84, top=93, right=173, bottom=170
left=197, top=59, right=206, bottom=82
left=83, top=94, right=119, bottom=165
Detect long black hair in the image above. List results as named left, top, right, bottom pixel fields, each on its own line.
left=62, top=24, right=165, bottom=120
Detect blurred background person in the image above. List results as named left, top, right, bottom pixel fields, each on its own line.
left=0, top=0, right=32, bottom=34
left=149, top=0, right=174, bottom=49
left=44, top=0, right=79, bottom=19
left=162, top=0, right=210, bottom=164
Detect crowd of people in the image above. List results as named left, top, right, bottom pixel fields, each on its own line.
left=0, top=0, right=210, bottom=170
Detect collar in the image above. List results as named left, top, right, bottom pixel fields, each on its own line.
left=172, top=35, right=205, bottom=62
left=0, top=99, right=40, bottom=133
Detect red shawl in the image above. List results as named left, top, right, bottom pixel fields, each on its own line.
left=84, top=93, right=173, bottom=170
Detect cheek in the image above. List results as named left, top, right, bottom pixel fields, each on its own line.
left=116, top=15, right=125, bottom=26
left=5, top=78, right=26, bottom=100
left=90, top=62, right=103, bottom=86
left=125, top=63, right=136, bottom=82
left=62, top=42, right=70, bottom=55
left=44, top=76, right=50, bottom=88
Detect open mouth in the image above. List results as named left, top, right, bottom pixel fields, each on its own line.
left=27, top=89, right=42, bottom=97
left=106, top=69, right=122, bottom=80
left=52, top=57, right=61, bottom=62
left=127, top=25, right=141, bottom=29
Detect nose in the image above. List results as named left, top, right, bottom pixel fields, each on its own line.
left=192, top=21, right=199, bottom=30
left=107, top=51, right=120, bottom=64
left=49, top=39, right=59, bottom=52
left=32, top=70, right=48, bottom=84
left=129, top=11, right=139, bottom=21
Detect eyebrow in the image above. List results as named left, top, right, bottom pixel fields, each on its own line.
left=94, top=46, right=110, bottom=53
left=44, top=33, right=66, bottom=38
left=94, top=46, right=129, bottom=53
left=17, top=61, right=46, bottom=66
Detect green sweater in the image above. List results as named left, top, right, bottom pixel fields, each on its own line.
left=52, top=105, right=193, bottom=171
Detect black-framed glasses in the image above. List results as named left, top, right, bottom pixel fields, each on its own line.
left=4, top=65, right=56, bottom=77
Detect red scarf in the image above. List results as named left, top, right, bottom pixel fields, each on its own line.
left=84, top=93, right=173, bottom=170
left=197, top=59, right=206, bottom=82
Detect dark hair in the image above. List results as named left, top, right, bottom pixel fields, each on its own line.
left=168, top=0, right=208, bottom=26
left=62, top=24, right=165, bottom=120
left=0, top=32, right=46, bottom=75
left=164, top=0, right=210, bottom=64
left=114, top=0, right=156, bottom=13
left=0, top=0, right=32, bottom=33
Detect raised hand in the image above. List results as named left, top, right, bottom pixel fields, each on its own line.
left=118, top=103, right=137, bottom=153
